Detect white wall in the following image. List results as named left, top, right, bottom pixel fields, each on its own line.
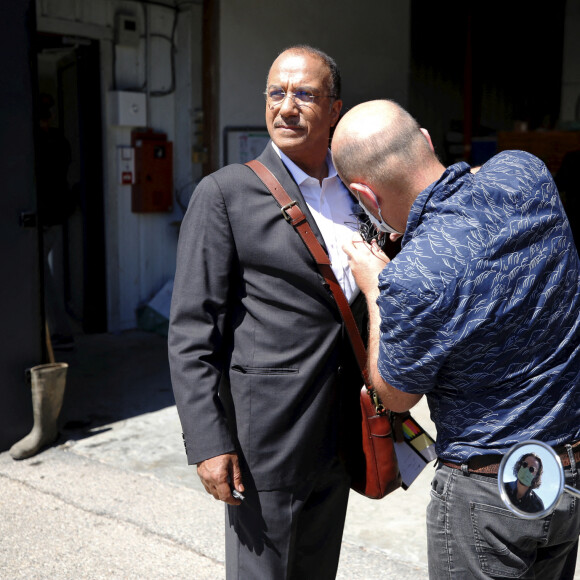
left=36, top=0, right=410, bottom=333
left=36, top=0, right=201, bottom=332
left=33, top=0, right=579, bottom=333
left=218, top=0, right=411, bottom=165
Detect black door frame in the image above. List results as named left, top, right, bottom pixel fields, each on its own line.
left=0, top=0, right=43, bottom=450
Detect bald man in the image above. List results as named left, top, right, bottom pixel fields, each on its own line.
left=332, top=100, right=580, bottom=579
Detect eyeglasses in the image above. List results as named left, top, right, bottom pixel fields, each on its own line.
left=264, top=89, right=335, bottom=106
left=522, top=461, right=536, bottom=474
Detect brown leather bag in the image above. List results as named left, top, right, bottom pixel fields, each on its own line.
left=246, top=159, right=402, bottom=499
left=351, top=387, right=403, bottom=498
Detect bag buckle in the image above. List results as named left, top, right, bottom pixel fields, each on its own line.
left=281, top=201, right=298, bottom=222
left=369, top=387, right=386, bottom=415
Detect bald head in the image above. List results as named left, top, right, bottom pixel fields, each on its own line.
left=332, top=100, right=440, bottom=192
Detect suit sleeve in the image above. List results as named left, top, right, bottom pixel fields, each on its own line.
left=168, top=174, right=237, bottom=464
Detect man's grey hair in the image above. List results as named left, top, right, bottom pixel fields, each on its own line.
left=267, top=45, right=341, bottom=100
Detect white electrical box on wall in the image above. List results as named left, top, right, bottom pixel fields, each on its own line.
left=115, top=14, right=140, bottom=47
left=117, top=146, right=135, bottom=185
left=110, top=91, right=147, bottom=127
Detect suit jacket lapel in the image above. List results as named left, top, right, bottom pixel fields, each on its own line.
left=254, top=142, right=367, bottom=319
left=257, top=142, right=329, bottom=253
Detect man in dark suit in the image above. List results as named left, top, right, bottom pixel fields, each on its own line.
left=168, top=46, right=365, bottom=579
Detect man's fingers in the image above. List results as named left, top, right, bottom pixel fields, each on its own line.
left=196, top=453, right=243, bottom=505
left=217, top=482, right=242, bottom=505
left=208, top=484, right=241, bottom=505
left=199, top=476, right=241, bottom=505
left=230, top=458, right=245, bottom=493
left=370, top=240, right=389, bottom=264
left=343, top=232, right=370, bottom=258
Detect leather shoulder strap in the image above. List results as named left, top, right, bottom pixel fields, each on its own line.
left=246, top=159, right=370, bottom=384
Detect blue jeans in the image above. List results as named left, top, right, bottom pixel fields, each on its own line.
left=427, top=464, right=580, bottom=579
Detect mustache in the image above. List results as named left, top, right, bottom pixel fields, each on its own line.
left=273, top=120, right=304, bottom=129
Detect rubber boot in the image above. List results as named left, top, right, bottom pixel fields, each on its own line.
left=9, top=363, right=68, bottom=460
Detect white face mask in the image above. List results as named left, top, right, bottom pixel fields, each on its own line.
left=356, top=194, right=403, bottom=236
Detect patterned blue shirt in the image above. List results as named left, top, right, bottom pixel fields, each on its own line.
left=377, top=150, right=580, bottom=461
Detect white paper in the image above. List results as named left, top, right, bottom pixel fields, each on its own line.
left=395, top=440, right=432, bottom=488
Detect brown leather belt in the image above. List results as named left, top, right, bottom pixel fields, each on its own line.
left=442, top=440, right=580, bottom=476
left=555, top=440, right=580, bottom=468
left=442, top=455, right=502, bottom=475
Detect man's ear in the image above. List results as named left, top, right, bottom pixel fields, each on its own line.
left=330, top=99, right=343, bottom=127
left=420, top=128, right=434, bottom=152
left=350, top=182, right=379, bottom=211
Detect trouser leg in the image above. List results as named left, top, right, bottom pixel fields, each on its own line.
left=288, top=465, right=350, bottom=580
left=557, top=539, right=578, bottom=580
left=427, top=465, right=544, bottom=579
left=533, top=539, right=579, bottom=580
left=225, top=461, right=350, bottom=580
left=533, top=457, right=580, bottom=580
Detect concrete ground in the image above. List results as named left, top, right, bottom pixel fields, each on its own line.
left=1, top=330, right=577, bottom=579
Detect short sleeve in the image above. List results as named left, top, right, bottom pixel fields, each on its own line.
left=376, top=277, right=450, bottom=394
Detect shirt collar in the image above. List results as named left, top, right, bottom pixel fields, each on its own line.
left=271, top=141, right=337, bottom=185
left=402, top=161, right=471, bottom=246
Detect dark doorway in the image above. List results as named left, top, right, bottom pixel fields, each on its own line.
left=409, top=0, right=566, bottom=166
left=0, top=0, right=43, bottom=451
left=36, top=33, right=107, bottom=336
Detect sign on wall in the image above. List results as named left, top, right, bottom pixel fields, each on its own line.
left=223, top=126, right=270, bottom=165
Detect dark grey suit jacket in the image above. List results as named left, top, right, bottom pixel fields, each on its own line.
left=168, top=142, right=365, bottom=490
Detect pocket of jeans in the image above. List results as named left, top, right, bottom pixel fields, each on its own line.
left=470, top=502, right=543, bottom=578
left=430, top=482, right=445, bottom=501
left=430, top=467, right=452, bottom=501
